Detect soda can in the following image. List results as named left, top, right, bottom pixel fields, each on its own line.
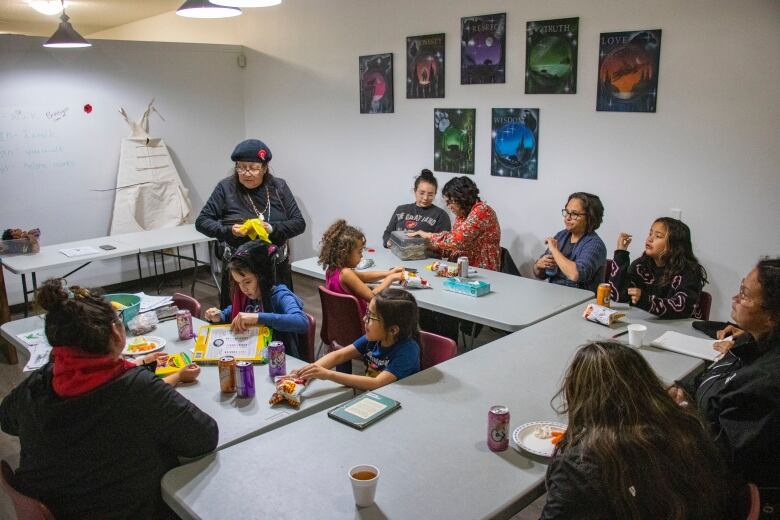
left=236, top=361, right=255, bottom=398
left=218, top=356, right=236, bottom=393
left=457, top=256, right=469, bottom=278
left=176, top=309, right=193, bottom=340
left=597, top=283, right=611, bottom=307
left=487, top=405, right=510, bottom=452
left=267, top=341, right=286, bottom=378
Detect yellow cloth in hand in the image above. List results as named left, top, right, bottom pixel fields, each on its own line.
left=238, top=218, right=271, bottom=243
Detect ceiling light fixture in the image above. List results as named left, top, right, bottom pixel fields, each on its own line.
left=43, top=1, right=91, bottom=48
left=210, top=0, right=282, bottom=7
left=176, top=0, right=242, bottom=19
left=28, top=0, right=64, bottom=16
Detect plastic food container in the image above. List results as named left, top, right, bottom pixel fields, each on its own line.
left=0, top=238, right=40, bottom=256
left=442, top=277, right=491, bottom=297
left=105, top=293, right=141, bottom=326
left=389, top=231, right=427, bottom=260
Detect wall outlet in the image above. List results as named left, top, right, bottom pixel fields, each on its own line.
left=671, top=208, right=682, bottom=220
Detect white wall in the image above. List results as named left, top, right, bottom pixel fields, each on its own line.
left=87, top=11, right=243, bottom=45
left=0, top=36, right=245, bottom=304
left=236, top=0, right=780, bottom=320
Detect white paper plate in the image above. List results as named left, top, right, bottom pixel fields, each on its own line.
left=122, top=336, right=166, bottom=356
left=512, top=421, right=567, bottom=457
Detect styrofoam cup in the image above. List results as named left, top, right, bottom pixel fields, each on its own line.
left=349, top=464, right=379, bottom=507
left=627, top=324, right=648, bottom=348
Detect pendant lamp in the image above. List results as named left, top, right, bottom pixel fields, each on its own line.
left=210, top=0, right=282, bottom=7
left=176, top=0, right=242, bottom=18
left=43, top=2, right=90, bottom=48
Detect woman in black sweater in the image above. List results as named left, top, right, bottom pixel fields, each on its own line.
left=0, top=279, right=218, bottom=520
left=542, top=341, right=736, bottom=520
left=609, top=217, right=707, bottom=318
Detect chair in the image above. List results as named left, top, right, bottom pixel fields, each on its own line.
left=297, top=312, right=316, bottom=363
left=419, top=331, right=457, bottom=370
left=696, top=291, right=712, bottom=321
left=172, top=292, right=202, bottom=318
left=499, top=247, right=520, bottom=276
left=1, top=460, right=55, bottom=520
left=318, top=286, right=365, bottom=374
left=744, top=482, right=761, bottom=520
left=604, top=259, right=617, bottom=282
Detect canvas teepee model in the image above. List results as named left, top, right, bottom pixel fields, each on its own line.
left=109, top=99, right=192, bottom=235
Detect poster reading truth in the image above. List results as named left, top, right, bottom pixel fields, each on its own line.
left=359, top=53, right=394, bottom=114
left=597, top=29, right=662, bottom=112
left=407, top=34, right=445, bottom=98
left=461, top=13, right=506, bottom=84
left=434, top=108, right=475, bottom=174
left=491, top=108, right=539, bottom=179
left=525, top=17, right=578, bottom=94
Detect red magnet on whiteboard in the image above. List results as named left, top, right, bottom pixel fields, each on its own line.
left=83, top=104, right=93, bottom=114
left=367, top=248, right=375, bottom=253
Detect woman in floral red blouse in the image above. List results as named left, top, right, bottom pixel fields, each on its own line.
left=409, top=176, right=501, bottom=271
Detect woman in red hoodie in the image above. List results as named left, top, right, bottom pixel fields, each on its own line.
left=0, top=279, right=218, bottom=520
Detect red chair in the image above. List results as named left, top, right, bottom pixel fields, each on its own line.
left=744, top=482, right=760, bottom=520
left=419, top=331, right=457, bottom=370
left=297, top=312, right=316, bottom=363
left=1, top=460, right=55, bottom=520
left=172, top=292, right=202, bottom=318
left=318, top=286, right=365, bottom=374
left=696, top=291, right=712, bottom=320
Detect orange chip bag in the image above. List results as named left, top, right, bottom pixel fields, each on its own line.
left=269, top=376, right=306, bottom=408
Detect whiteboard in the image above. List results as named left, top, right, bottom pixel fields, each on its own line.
left=0, top=35, right=246, bottom=303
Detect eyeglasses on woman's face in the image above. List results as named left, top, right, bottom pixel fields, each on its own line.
left=363, top=311, right=380, bottom=323
left=561, top=208, right=585, bottom=221
left=236, top=163, right=264, bottom=176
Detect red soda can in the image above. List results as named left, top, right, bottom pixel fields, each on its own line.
left=487, top=405, right=510, bottom=452
left=176, top=309, right=193, bottom=340
left=267, top=341, right=286, bottom=378
left=236, top=361, right=255, bottom=398
left=218, top=356, right=236, bottom=393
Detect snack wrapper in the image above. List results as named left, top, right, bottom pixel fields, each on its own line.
left=402, top=271, right=431, bottom=289
left=269, top=376, right=307, bottom=408
left=582, top=303, right=625, bottom=326
left=155, top=352, right=192, bottom=377
left=425, top=261, right=458, bottom=278
left=237, top=218, right=271, bottom=243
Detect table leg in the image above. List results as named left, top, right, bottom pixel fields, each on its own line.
left=152, top=251, right=161, bottom=294
left=160, top=250, right=168, bottom=294
left=21, top=274, right=29, bottom=318
left=136, top=252, right=143, bottom=283
left=176, top=246, right=183, bottom=288
left=0, top=265, right=17, bottom=364
left=191, top=244, right=198, bottom=295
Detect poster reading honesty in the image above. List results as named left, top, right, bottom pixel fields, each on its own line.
left=461, top=13, right=506, bottom=84
left=434, top=108, right=475, bottom=174
left=407, top=33, right=445, bottom=98
left=597, top=29, right=662, bottom=112
left=491, top=108, right=539, bottom=179
left=359, top=53, right=394, bottom=114
left=525, top=17, right=578, bottom=94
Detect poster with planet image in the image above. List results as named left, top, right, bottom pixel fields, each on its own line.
left=434, top=108, right=475, bottom=175
left=407, top=33, right=445, bottom=99
left=597, top=29, right=662, bottom=112
left=461, top=13, right=506, bottom=84
left=359, top=53, right=394, bottom=114
left=491, top=108, right=539, bottom=180
left=525, top=17, right=578, bottom=94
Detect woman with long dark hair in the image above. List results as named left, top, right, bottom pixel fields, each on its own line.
left=542, top=340, right=736, bottom=519
left=382, top=168, right=450, bottom=247
left=609, top=217, right=707, bottom=318
left=196, top=139, right=306, bottom=306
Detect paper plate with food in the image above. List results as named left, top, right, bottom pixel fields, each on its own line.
left=512, top=421, right=567, bottom=458
left=123, top=336, right=166, bottom=356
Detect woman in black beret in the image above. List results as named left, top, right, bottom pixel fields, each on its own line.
left=196, top=139, right=306, bottom=307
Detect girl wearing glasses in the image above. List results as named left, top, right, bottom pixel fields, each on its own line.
left=382, top=169, right=451, bottom=248
left=196, top=139, right=306, bottom=307
left=533, top=192, right=607, bottom=291
left=294, top=288, right=420, bottom=390
left=609, top=217, right=707, bottom=319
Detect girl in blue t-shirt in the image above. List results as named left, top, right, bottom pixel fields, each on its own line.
left=295, top=288, right=421, bottom=390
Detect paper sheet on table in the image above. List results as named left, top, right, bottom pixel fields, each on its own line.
left=17, top=329, right=53, bottom=372
left=650, top=331, right=719, bottom=361
left=134, top=292, right=173, bottom=312
left=59, top=246, right=102, bottom=257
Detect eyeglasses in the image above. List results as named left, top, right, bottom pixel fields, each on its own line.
left=737, top=281, right=755, bottom=303
left=561, top=209, right=585, bottom=220
left=236, top=164, right=264, bottom=175
left=363, top=311, right=380, bottom=323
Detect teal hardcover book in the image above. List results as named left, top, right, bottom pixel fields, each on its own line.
left=327, top=392, right=401, bottom=430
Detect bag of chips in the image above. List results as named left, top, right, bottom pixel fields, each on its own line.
left=583, top=303, right=625, bottom=326
left=402, top=271, right=431, bottom=289
left=269, top=376, right=307, bottom=408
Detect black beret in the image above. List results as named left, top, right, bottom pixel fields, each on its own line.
left=230, top=139, right=272, bottom=163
